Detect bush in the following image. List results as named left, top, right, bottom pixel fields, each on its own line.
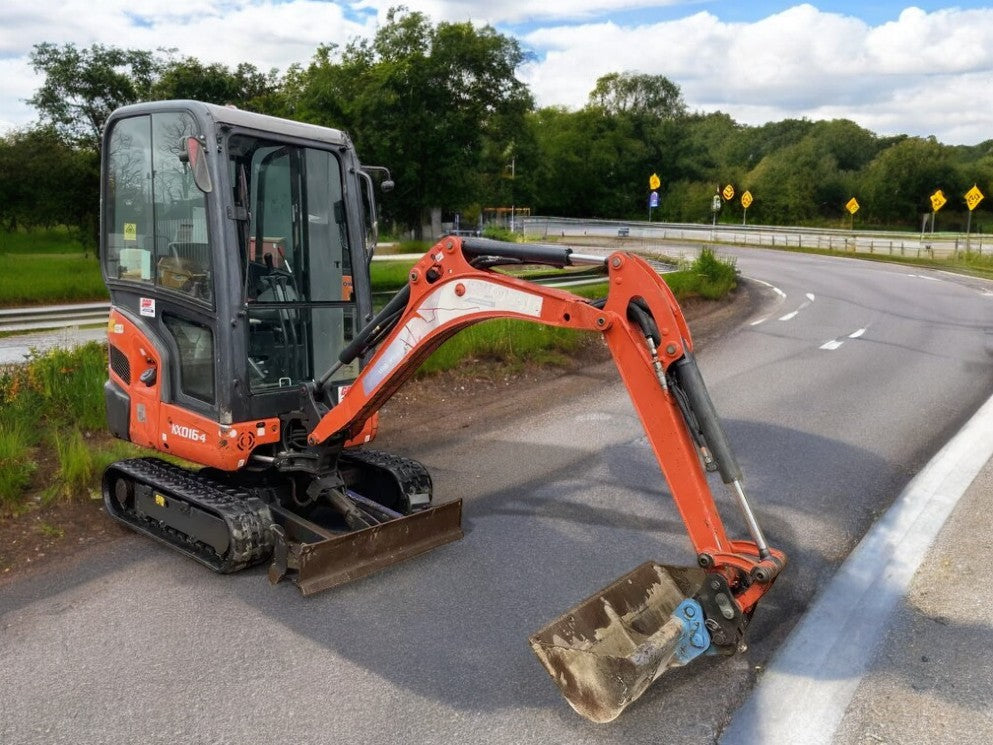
left=0, top=342, right=109, bottom=507
left=693, top=247, right=738, bottom=299
left=481, top=225, right=518, bottom=242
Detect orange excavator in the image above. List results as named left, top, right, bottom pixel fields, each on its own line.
left=99, top=100, right=785, bottom=722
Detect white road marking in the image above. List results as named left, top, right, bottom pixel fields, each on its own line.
left=805, top=293, right=815, bottom=302
left=750, top=317, right=768, bottom=326
left=907, top=273, right=939, bottom=281
left=819, top=327, right=867, bottom=351
left=779, top=297, right=813, bottom=322
left=721, top=391, right=993, bottom=745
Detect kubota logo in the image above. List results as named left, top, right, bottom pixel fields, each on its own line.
left=170, top=424, right=207, bottom=443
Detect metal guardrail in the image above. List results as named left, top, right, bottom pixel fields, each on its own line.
left=524, top=216, right=992, bottom=260
left=0, top=302, right=111, bottom=333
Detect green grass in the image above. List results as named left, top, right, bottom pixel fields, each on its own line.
left=0, top=342, right=112, bottom=508
left=668, top=247, right=738, bottom=300
left=0, top=419, right=36, bottom=505
left=0, top=253, right=107, bottom=306
left=369, top=258, right=418, bottom=293
left=0, top=227, right=89, bottom=255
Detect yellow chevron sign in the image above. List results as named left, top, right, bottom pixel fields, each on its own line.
left=930, top=189, right=947, bottom=212
left=846, top=197, right=860, bottom=215
left=965, top=185, right=985, bottom=211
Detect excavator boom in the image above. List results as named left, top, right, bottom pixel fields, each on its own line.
left=301, top=235, right=786, bottom=721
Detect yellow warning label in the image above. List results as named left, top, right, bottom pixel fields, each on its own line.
left=846, top=197, right=860, bottom=215
left=154, top=494, right=166, bottom=508
left=124, top=223, right=137, bottom=242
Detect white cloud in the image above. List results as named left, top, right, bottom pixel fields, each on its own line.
left=2, top=2, right=993, bottom=143
left=520, top=5, right=993, bottom=143
left=354, top=0, right=701, bottom=25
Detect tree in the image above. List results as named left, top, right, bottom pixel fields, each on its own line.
left=588, top=72, right=686, bottom=119
left=0, top=126, right=98, bottom=239
left=28, top=43, right=159, bottom=148
left=151, top=57, right=283, bottom=111
left=289, top=8, right=533, bottom=234
left=861, top=137, right=957, bottom=226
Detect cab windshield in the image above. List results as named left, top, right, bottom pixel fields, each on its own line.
left=227, top=133, right=358, bottom=391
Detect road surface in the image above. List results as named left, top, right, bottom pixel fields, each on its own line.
left=2, top=244, right=992, bottom=743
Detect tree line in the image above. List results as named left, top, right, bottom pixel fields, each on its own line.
left=3, top=7, right=993, bottom=245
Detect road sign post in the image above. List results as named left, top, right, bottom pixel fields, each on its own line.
left=965, top=185, right=985, bottom=250
left=929, top=188, right=947, bottom=253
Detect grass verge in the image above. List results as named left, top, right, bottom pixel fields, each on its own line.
left=0, top=253, right=107, bottom=306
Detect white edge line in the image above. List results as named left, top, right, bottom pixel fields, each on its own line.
left=819, top=339, right=843, bottom=350
left=750, top=277, right=788, bottom=300
left=749, top=317, right=768, bottom=326
left=778, top=311, right=798, bottom=321
left=848, top=328, right=867, bottom=339
left=805, top=293, right=815, bottom=302
left=720, top=391, right=993, bottom=745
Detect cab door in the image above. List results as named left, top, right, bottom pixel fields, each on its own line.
left=103, top=109, right=220, bottom=445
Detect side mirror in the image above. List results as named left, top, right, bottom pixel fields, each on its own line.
left=381, top=179, right=395, bottom=193
left=183, top=137, right=213, bottom=193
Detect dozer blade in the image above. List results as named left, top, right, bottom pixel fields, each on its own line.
left=276, top=499, right=463, bottom=596
left=529, top=562, right=712, bottom=723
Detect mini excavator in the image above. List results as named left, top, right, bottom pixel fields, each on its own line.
left=99, top=101, right=785, bottom=722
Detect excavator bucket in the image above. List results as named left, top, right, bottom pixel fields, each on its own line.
left=268, top=499, right=464, bottom=596
left=529, top=562, right=711, bottom=723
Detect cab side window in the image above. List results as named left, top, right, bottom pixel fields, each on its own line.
left=105, top=111, right=213, bottom=304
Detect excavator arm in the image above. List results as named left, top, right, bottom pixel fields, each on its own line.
left=306, top=236, right=785, bottom=721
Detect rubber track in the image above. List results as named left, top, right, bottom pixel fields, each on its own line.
left=103, top=457, right=274, bottom=573
left=339, top=449, right=433, bottom=511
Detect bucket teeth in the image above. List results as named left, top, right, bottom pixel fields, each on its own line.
left=529, top=562, right=710, bottom=723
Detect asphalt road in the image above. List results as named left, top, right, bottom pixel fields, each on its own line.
left=2, top=245, right=992, bottom=744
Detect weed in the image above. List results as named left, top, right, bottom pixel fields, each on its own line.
left=47, top=427, right=97, bottom=502
left=38, top=522, right=65, bottom=538
left=24, top=343, right=107, bottom=431
left=0, top=419, right=35, bottom=505
left=481, top=226, right=519, bottom=242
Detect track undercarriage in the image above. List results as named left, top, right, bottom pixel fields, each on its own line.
left=102, top=450, right=463, bottom=592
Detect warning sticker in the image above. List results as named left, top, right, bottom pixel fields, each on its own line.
left=124, top=223, right=137, bottom=242
left=140, top=297, right=156, bottom=317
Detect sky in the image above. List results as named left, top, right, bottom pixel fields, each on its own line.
left=2, top=1, right=993, bottom=144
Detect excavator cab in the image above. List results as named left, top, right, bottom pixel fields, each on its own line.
left=102, top=103, right=371, bottom=431
left=99, top=101, right=784, bottom=722
left=100, top=101, right=462, bottom=590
